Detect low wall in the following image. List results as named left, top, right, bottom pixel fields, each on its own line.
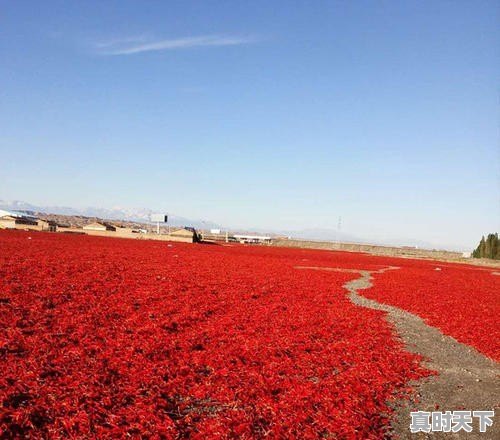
left=272, top=239, right=463, bottom=260
left=1, top=223, right=49, bottom=232
left=57, top=228, right=194, bottom=243
left=2, top=223, right=194, bottom=243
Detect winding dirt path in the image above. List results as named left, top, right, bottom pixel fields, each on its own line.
left=296, top=266, right=500, bottom=439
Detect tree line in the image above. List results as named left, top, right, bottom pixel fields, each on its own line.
left=472, top=233, right=499, bottom=259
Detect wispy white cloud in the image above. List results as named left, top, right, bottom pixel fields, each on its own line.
left=94, top=35, right=149, bottom=49
left=96, top=35, right=257, bottom=55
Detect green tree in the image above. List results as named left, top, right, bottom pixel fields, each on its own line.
left=476, top=236, right=486, bottom=258
left=485, top=234, right=492, bottom=258
left=490, top=233, right=500, bottom=260
left=472, top=233, right=500, bottom=259
left=496, top=233, right=500, bottom=260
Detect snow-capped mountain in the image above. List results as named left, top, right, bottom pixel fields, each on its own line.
left=0, top=200, right=221, bottom=229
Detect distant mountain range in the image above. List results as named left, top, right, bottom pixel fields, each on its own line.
left=283, top=228, right=441, bottom=250
left=248, top=227, right=445, bottom=250
left=0, top=200, right=221, bottom=230
left=0, top=199, right=463, bottom=251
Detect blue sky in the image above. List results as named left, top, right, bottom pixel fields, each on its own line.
left=1, top=1, right=498, bottom=249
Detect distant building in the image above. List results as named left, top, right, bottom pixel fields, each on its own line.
left=36, top=219, right=59, bottom=232
left=0, top=215, right=36, bottom=229
left=83, top=222, right=116, bottom=232
left=233, top=234, right=272, bottom=244
left=0, top=214, right=16, bottom=229
left=0, top=210, right=47, bottom=231
left=0, top=213, right=61, bottom=232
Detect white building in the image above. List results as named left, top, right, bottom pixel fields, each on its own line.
left=233, top=234, right=272, bottom=244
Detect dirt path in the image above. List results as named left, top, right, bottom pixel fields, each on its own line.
left=296, top=266, right=500, bottom=439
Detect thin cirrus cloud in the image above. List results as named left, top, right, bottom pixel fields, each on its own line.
left=97, top=35, right=257, bottom=55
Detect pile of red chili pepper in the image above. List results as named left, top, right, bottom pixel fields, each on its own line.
left=2, top=230, right=468, bottom=438
left=361, top=260, right=500, bottom=361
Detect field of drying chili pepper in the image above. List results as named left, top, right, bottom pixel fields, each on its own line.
left=361, top=261, right=500, bottom=362
left=0, top=230, right=497, bottom=438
